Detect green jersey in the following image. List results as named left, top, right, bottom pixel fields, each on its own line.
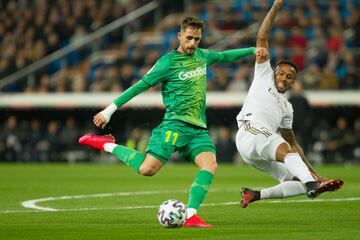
left=113, top=47, right=255, bottom=129
left=141, top=48, right=255, bottom=128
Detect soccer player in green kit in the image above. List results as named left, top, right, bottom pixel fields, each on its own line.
left=79, top=16, right=267, bottom=227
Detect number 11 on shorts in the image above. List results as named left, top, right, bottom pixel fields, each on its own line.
left=165, top=131, right=179, bottom=145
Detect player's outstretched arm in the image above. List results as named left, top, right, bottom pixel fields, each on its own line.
left=93, top=80, right=152, bottom=129
left=256, top=0, right=283, bottom=64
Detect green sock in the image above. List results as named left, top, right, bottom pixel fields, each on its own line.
left=112, top=145, right=145, bottom=172
left=187, top=170, right=214, bottom=210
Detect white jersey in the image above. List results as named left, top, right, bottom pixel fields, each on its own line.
left=236, top=60, right=293, bottom=132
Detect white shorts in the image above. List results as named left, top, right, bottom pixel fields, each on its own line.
left=236, top=121, right=294, bottom=182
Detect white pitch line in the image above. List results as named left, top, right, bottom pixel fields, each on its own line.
left=0, top=189, right=355, bottom=214
left=1, top=197, right=360, bottom=214
left=20, top=188, right=237, bottom=212
left=21, top=190, right=188, bottom=212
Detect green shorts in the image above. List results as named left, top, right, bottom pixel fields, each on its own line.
left=146, top=120, right=216, bottom=164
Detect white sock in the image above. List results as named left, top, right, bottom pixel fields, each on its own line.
left=103, top=143, right=117, bottom=153
left=260, top=181, right=306, bottom=199
left=186, top=208, right=197, bottom=219
left=284, top=153, right=315, bottom=183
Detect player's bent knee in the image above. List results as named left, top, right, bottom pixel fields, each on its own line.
left=276, top=142, right=298, bottom=162
left=211, top=161, right=218, bottom=173
left=138, top=166, right=158, bottom=176
left=139, top=155, right=163, bottom=176
left=200, top=160, right=218, bottom=174
left=194, top=152, right=218, bottom=173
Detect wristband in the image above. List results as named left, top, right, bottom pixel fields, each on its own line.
left=100, top=103, right=117, bottom=123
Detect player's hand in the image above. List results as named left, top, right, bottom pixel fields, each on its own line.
left=93, top=112, right=108, bottom=129
left=255, top=47, right=268, bottom=59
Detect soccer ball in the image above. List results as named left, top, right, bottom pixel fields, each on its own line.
left=157, top=199, right=187, bottom=228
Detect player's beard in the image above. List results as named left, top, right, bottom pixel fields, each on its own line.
left=178, top=45, right=194, bottom=55
left=185, top=46, right=195, bottom=55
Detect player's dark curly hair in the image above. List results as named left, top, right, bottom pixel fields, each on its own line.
left=180, top=17, right=205, bottom=32
left=275, top=60, right=298, bottom=73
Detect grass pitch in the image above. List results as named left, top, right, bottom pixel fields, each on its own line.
left=0, top=163, right=359, bottom=240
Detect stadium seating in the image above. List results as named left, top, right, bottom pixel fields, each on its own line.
left=0, top=0, right=359, bottom=163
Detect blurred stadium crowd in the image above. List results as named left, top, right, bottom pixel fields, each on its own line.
left=1, top=0, right=359, bottom=92
left=1, top=0, right=360, bottom=164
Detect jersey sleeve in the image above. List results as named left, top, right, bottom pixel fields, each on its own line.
left=207, top=48, right=256, bottom=65
left=253, top=59, right=274, bottom=86
left=141, top=56, right=169, bottom=86
left=254, top=59, right=273, bottom=78
left=113, top=80, right=151, bottom=108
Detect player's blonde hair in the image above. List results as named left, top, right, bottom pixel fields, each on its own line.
left=180, top=17, right=205, bottom=33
